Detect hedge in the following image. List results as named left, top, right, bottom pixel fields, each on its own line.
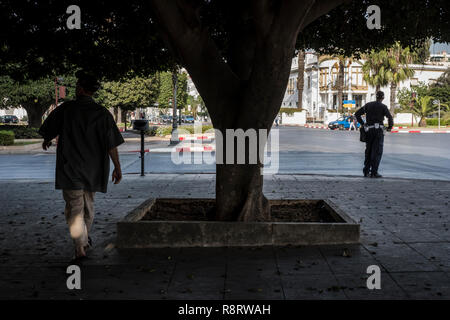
left=279, top=107, right=304, bottom=115
left=147, top=125, right=215, bottom=137
left=0, top=125, right=41, bottom=139
left=0, top=130, right=15, bottom=146
left=425, top=118, right=450, bottom=126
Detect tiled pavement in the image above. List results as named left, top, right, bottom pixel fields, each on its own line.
left=0, top=174, right=449, bottom=300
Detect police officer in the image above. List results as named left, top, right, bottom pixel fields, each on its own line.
left=355, top=91, right=394, bottom=178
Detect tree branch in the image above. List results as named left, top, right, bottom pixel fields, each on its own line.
left=148, top=0, right=240, bottom=119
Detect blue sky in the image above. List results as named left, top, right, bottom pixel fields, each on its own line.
left=431, top=41, right=450, bottom=54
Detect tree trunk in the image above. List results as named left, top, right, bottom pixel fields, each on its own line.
left=390, top=83, right=397, bottom=114
left=337, top=58, right=345, bottom=114
left=23, top=103, right=48, bottom=128
left=297, top=51, right=305, bottom=109
left=148, top=0, right=346, bottom=222
left=216, top=163, right=270, bottom=221
left=419, top=117, right=427, bottom=127
left=121, top=109, right=128, bottom=131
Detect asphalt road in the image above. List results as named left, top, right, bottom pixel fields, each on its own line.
left=1, top=126, right=449, bottom=180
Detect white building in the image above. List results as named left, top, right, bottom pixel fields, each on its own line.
left=0, top=106, right=27, bottom=119
left=282, top=51, right=448, bottom=121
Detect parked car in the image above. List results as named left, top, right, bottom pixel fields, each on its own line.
left=1, top=115, right=19, bottom=124
left=328, top=116, right=361, bottom=130
left=184, top=116, right=195, bottom=123
left=160, top=115, right=173, bottom=124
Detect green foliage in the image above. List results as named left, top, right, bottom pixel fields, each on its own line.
left=0, top=130, right=14, bottom=145
left=425, top=118, right=450, bottom=126
left=179, top=125, right=214, bottom=134
left=413, top=39, right=431, bottom=64
left=151, top=125, right=214, bottom=137
left=145, top=126, right=159, bottom=136
left=157, top=71, right=188, bottom=109
left=411, top=95, right=449, bottom=125
left=398, top=82, right=450, bottom=113
left=432, top=68, right=450, bottom=88
left=155, top=126, right=173, bottom=137
left=299, top=1, right=449, bottom=58
left=1, top=1, right=448, bottom=81
left=0, top=125, right=40, bottom=138
left=279, top=108, right=304, bottom=115
left=397, top=87, right=414, bottom=110
left=0, top=75, right=76, bottom=108
left=428, top=86, right=450, bottom=105
left=96, top=72, right=160, bottom=110
left=0, top=74, right=76, bottom=127
left=362, top=42, right=415, bottom=90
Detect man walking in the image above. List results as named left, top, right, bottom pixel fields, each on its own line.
left=39, top=70, right=124, bottom=259
left=355, top=91, right=393, bottom=178
left=348, top=113, right=356, bottom=131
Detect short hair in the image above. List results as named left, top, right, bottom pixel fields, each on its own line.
left=376, top=91, right=384, bottom=99
left=75, top=70, right=100, bottom=93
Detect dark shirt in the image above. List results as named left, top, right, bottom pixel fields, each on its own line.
left=355, top=101, right=394, bottom=128
left=39, top=96, right=124, bottom=193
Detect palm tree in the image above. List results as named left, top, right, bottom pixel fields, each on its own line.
left=335, top=55, right=354, bottom=114
left=412, top=95, right=448, bottom=127
left=296, top=50, right=305, bottom=109
left=363, top=43, right=415, bottom=114
left=362, top=49, right=390, bottom=92
left=386, top=43, right=415, bottom=114
left=337, top=56, right=345, bottom=114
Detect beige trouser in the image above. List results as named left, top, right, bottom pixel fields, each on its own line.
left=63, top=189, right=96, bottom=248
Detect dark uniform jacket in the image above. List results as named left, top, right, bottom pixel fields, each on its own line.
left=355, top=101, right=394, bottom=128
left=39, top=96, right=124, bottom=193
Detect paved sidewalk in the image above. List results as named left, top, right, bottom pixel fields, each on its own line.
left=0, top=174, right=449, bottom=299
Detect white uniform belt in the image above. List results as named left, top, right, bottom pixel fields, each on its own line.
left=367, top=123, right=384, bottom=129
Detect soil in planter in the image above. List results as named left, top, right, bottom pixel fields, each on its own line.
left=142, top=199, right=341, bottom=223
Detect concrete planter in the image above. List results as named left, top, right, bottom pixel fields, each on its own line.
left=116, top=198, right=359, bottom=248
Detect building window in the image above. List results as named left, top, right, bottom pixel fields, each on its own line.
left=319, top=68, right=328, bottom=88
left=287, top=78, right=295, bottom=95
left=351, top=67, right=366, bottom=88
left=331, top=64, right=339, bottom=86
left=307, top=76, right=311, bottom=89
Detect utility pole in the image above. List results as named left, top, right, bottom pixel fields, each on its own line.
left=170, top=69, right=179, bottom=145
left=433, top=99, right=441, bottom=129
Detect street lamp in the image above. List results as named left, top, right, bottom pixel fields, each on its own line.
left=433, top=99, right=441, bottom=129
left=170, top=69, right=179, bottom=145
left=54, top=77, right=64, bottom=108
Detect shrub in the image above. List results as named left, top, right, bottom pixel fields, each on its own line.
left=155, top=126, right=173, bottom=136
left=149, top=125, right=215, bottom=137
left=0, top=125, right=41, bottom=139
left=0, top=130, right=14, bottom=146
left=279, top=107, right=304, bottom=115
left=426, top=118, right=450, bottom=126
left=145, top=126, right=158, bottom=136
